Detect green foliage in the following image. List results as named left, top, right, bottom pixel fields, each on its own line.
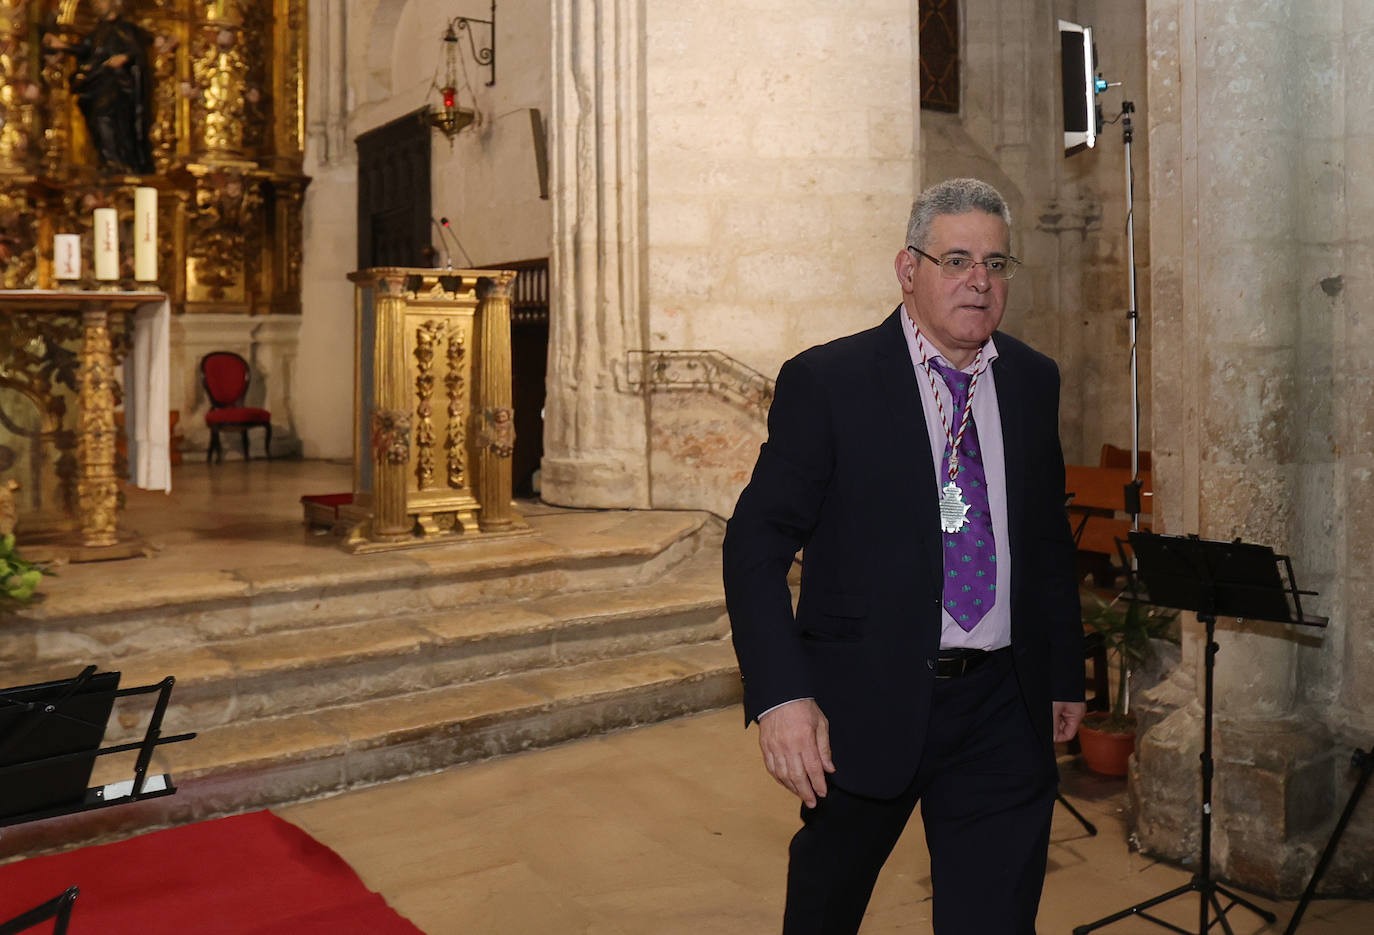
left=1082, top=588, right=1179, bottom=731
left=1, top=534, right=50, bottom=605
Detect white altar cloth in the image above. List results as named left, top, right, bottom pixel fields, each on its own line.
left=123, top=297, right=172, bottom=492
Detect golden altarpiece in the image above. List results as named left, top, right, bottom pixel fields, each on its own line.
left=0, top=0, right=306, bottom=547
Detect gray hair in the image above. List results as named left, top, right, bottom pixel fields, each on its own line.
left=905, top=178, right=1012, bottom=250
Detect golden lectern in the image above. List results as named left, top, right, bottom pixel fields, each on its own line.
left=341, top=268, right=527, bottom=551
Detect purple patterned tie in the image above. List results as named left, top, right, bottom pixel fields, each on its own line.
left=928, top=359, right=997, bottom=631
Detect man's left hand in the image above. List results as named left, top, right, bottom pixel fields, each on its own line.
left=1052, top=700, right=1087, bottom=743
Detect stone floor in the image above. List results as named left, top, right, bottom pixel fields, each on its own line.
left=36, top=457, right=611, bottom=583
left=39, top=458, right=358, bottom=576
left=281, top=707, right=1374, bottom=935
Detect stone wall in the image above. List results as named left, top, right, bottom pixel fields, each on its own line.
left=295, top=0, right=354, bottom=460
left=542, top=0, right=921, bottom=510
left=1137, top=0, right=1373, bottom=896
left=923, top=0, right=1153, bottom=469
left=296, top=1, right=1149, bottom=504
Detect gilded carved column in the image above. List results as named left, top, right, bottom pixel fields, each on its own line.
left=77, top=303, right=118, bottom=547
left=273, top=0, right=306, bottom=169
left=368, top=273, right=413, bottom=541
left=0, top=0, right=38, bottom=172
left=474, top=274, right=517, bottom=531
left=271, top=176, right=307, bottom=314
left=191, top=1, right=250, bottom=161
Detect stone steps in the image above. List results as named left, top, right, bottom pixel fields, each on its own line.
left=0, top=640, right=740, bottom=858
left=0, top=510, right=742, bottom=859
left=67, top=547, right=727, bottom=741
left=0, top=510, right=716, bottom=666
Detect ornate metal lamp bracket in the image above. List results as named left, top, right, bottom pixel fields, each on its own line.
left=447, top=2, right=497, bottom=87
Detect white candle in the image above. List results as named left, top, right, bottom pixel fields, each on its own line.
left=134, top=187, right=157, bottom=281
left=54, top=234, right=81, bottom=280
left=94, top=208, right=119, bottom=281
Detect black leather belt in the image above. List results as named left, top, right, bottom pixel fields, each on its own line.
left=928, top=646, right=1009, bottom=679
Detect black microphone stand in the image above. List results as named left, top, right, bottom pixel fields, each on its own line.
left=1119, top=100, right=1145, bottom=533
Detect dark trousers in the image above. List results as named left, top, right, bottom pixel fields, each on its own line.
left=782, top=652, right=1058, bottom=935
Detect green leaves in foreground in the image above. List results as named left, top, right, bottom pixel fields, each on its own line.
left=1, top=533, right=50, bottom=604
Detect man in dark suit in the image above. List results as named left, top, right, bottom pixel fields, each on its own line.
left=723, top=178, right=1085, bottom=934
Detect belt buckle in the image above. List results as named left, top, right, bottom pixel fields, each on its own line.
left=931, top=655, right=968, bottom=679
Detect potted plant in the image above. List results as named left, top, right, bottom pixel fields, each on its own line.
left=1078, top=588, right=1178, bottom=776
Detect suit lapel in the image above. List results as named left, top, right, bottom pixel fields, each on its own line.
left=992, top=338, right=1027, bottom=581
left=874, top=308, right=943, bottom=595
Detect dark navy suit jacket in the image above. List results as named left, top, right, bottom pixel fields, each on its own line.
left=723, top=308, right=1083, bottom=799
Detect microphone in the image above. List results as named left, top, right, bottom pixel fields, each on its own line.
left=429, top=216, right=452, bottom=269
left=439, top=216, right=474, bottom=268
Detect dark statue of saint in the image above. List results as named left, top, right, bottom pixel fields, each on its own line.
left=44, top=0, right=154, bottom=175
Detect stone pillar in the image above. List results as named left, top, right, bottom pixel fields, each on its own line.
left=1329, top=0, right=1374, bottom=894
left=306, top=0, right=350, bottom=165
left=1136, top=0, right=1361, bottom=896
left=542, top=0, right=651, bottom=509
left=1342, top=0, right=1374, bottom=736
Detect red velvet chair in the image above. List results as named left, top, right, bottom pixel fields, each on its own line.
left=201, top=351, right=271, bottom=462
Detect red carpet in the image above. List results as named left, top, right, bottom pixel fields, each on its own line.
left=0, top=812, right=425, bottom=934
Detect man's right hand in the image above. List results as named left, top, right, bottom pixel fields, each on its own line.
left=758, top=698, right=835, bottom=808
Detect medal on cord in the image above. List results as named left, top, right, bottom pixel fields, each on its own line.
left=919, top=332, right=982, bottom=535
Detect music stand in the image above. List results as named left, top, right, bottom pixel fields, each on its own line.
left=0, top=888, right=77, bottom=935
left=1282, top=745, right=1372, bottom=934
left=0, top=885, right=77, bottom=935
left=0, top=667, right=196, bottom=933
left=0, top=666, right=195, bottom=827
left=1074, top=533, right=1327, bottom=935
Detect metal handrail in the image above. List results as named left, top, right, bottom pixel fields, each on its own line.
left=626, top=349, right=774, bottom=416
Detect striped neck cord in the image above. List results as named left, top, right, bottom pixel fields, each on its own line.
left=914, top=326, right=982, bottom=484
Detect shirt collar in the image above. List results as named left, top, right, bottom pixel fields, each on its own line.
left=899, top=303, right=999, bottom=375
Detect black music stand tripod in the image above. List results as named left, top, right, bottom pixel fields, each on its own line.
left=1074, top=533, right=1327, bottom=935
left=1282, top=744, right=1372, bottom=934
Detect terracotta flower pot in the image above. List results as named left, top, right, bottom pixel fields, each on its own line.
left=1078, top=713, right=1135, bottom=777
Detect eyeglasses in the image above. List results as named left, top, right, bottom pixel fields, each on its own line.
left=907, top=246, right=1021, bottom=281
